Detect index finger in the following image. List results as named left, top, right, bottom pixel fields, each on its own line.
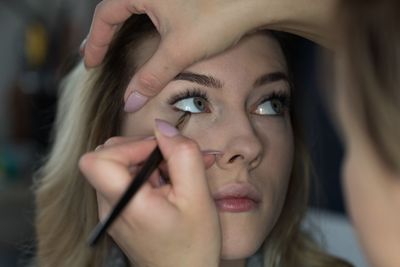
left=84, top=0, right=142, bottom=67
left=79, top=139, right=157, bottom=196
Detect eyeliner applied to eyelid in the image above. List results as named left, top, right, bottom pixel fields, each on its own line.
left=167, top=88, right=209, bottom=106
left=175, top=112, right=191, bottom=130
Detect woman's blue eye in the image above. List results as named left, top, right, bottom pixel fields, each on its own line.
left=173, top=97, right=208, bottom=113
left=254, top=99, right=285, bottom=116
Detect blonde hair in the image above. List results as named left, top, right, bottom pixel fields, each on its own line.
left=34, top=15, right=351, bottom=267
left=338, top=0, right=400, bottom=172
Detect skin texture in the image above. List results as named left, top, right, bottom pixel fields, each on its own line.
left=80, top=33, right=294, bottom=267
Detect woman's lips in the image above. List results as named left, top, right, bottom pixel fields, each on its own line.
left=212, top=183, right=261, bottom=212
left=215, top=198, right=258, bottom=212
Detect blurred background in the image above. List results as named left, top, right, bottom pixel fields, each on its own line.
left=0, top=0, right=97, bottom=265
left=0, top=1, right=367, bottom=266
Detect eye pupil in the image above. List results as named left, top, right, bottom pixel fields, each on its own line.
left=194, top=97, right=205, bottom=111
left=271, top=99, right=283, bottom=114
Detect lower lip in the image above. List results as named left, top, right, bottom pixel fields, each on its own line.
left=215, top=198, right=258, bottom=212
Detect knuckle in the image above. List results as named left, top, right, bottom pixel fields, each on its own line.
left=79, top=153, right=96, bottom=172
left=176, top=140, right=200, bottom=156
left=134, top=71, right=163, bottom=96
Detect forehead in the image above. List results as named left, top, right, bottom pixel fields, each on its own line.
left=134, top=33, right=287, bottom=78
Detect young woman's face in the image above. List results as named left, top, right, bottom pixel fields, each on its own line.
left=122, top=33, right=294, bottom=261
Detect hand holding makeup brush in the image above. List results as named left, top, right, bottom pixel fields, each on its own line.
left=79, top=119, right=221, bottom=267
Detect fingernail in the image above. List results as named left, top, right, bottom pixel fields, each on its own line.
left=95, top=145, right=103, bottom=151
left=201, top=150, right=223, bottom=156
left=155, top=119, right=179, bottom=137
left=79, top=38, right=87, bottom=57
left=124, top=91, right=149, bottom=113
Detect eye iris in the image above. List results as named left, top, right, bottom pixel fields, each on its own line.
left=194, top=97, right=206, bottom=111
left=271, top=99, right=283, bottom=114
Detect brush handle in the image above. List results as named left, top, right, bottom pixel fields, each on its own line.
left=88, top=146, right=163, bottom=246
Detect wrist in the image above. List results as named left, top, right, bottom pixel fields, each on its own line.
left=254, top=0, right=339, bottom=47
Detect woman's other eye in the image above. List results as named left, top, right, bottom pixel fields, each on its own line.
left=253, top=95, right=289, bottom=116
left=173, top=97, right=209, bottom=113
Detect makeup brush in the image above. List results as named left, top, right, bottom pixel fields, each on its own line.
left=88, top=112, right=191, bottom=246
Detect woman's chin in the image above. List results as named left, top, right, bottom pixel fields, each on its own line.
left=220, top=238, right=262, bottom=260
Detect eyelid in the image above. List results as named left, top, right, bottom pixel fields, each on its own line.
left=251, top=89, right=291, bottom=114
left=257, top=90, right=290, bottom=104
left=167, top=88, right=209, bottom=105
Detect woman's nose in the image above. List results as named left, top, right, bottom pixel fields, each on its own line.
left=216, top=116, right=263, bottom=171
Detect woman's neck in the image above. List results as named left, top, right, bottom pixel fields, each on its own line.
left=220, top=259, right=246, bottom=267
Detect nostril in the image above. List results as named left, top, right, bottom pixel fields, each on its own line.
left=228, top=154, right=244, bottom=163
left=249, top=155, right=262, bottom=169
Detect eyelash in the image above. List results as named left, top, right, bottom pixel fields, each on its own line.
left=258, top=91, right=291, bottom=110
left=167, top=88, right=291, bottom=114
left=167, top=88, right=209, bottom=106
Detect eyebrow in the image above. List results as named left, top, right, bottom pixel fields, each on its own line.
left=173, top=71, right=289, bottom=89
left=253, top=71, right=289, bottom=88
left=173, top=72, right=223, bottom=89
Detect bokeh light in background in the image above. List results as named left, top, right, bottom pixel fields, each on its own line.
left=0, top=1, right=98, bottom=265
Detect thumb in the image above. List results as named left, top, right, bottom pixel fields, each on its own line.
left=153, top=119, right=212, bottom=202
left=124, top=37, right=200, bottom=113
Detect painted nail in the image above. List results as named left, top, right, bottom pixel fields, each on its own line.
left=124, top=91, right=149, bottom=113
left=79, top=38, right=87, bottom=57
left=155, top=119, right=179, bottom=137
